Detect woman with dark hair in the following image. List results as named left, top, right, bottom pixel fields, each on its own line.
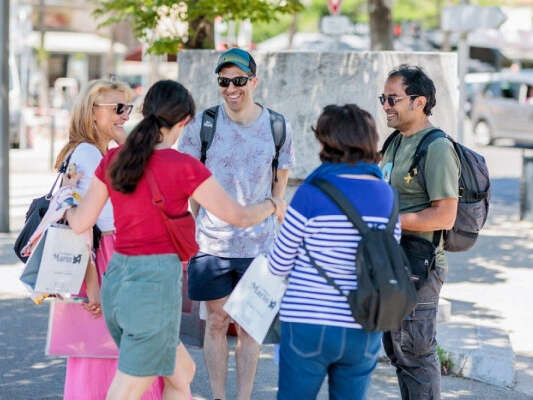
left=64, top=80, right=283, bottom=399
left=54, top=78, right=164, bottom=400
left=268, top=104, right=400, bottom=399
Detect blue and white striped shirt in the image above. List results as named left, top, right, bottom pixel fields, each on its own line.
left=268, top=175, right=401, bottom=329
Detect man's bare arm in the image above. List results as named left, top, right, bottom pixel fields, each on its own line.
left=271, top=169, right=290, bottom=221
left=400, top=198, right=458, bottom=232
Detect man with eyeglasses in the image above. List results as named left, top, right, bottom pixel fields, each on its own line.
left=178, top=48, right=295, bottom=400
left=379, top=65, right=460, bottom=400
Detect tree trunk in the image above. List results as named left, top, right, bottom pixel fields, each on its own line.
left=368, top=0, right=394, bottom=50
left=187, top=17, right=214, bottom=49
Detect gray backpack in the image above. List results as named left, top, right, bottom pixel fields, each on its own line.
left=199, top=105, right=286, bottom=182
left=382, top=129, right=491, bottom=252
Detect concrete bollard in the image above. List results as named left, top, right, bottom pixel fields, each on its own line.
left=520, top=154, right=533, bottom=221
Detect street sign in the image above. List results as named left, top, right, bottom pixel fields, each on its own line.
left=328, top=0, right=342, bottom=16
left=442, top=5, right=507, bottom=33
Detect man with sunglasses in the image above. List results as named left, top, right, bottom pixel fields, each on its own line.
left=178, top=48, right=295, bottom=400
left=379, top=65, right=460, bottom=400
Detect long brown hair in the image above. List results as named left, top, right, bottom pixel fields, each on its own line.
left=109, top=80, right=195, bottom=193
left=54, top=79, right=132, bottom=170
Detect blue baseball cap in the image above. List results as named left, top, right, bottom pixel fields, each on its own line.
left=215, top=48, right=257, bottom=75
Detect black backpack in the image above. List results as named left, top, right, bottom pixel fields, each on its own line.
left=304, top=178, right=417, bottom=332
left=199, top=105, right=286, bottom=182
left=381, top=128, right=491, bottom=252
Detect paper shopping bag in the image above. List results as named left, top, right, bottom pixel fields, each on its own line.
left=46, top=299, right=118, bottom=358
left=20, top=229, right=48, bottom=291
left=34, top=224, right=90, bottom=294
left=223, top=255, right=287, bottom=344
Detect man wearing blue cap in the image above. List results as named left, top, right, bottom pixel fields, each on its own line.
left=178, top=48, right=295, bottom=400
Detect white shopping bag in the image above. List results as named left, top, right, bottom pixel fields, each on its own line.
left=223, top=255, right=287, bottom=344
left=33, top=224, right=90, bottom=294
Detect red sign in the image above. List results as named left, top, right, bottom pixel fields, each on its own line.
left=328, top=0, right=343, bottom=15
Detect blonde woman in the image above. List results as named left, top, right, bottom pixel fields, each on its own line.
left=55, top=79, right=164, bottom=400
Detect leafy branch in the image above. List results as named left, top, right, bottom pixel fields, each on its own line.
left=93, top=0, right=303, bottom=54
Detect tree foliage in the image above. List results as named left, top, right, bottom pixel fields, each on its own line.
left=93, top=0, right=303, bottom=54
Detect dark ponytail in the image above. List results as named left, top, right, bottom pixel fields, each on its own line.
left=109, top=80, right=195, bottom=193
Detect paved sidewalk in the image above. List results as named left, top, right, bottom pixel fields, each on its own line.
left=2, top=137, right=533, bottom=399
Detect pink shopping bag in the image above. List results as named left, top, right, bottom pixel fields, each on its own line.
left=46, top=299, right=118, bottom=358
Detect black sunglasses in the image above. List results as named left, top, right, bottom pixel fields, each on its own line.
left=217, top=76, right=254, bottom=88
left=379, top=94, right=420, bottom=107
left=94, top=102, right=134, bottom=116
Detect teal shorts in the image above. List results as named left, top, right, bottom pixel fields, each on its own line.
left=101, top=252, right=182, bottom=377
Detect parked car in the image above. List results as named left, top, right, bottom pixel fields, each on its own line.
left=470, top=72, right=533, bottom=146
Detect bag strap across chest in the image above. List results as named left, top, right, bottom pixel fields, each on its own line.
left=199, top=104, right=286, bottom=182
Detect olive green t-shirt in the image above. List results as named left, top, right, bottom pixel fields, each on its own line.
left=381, top=127, right=460, bottom=268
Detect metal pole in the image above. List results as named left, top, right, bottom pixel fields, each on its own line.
left=0, top=0, right=10, bottom=232
left=457, top=32, right=468, bottom=144
left=49, top=112, right=55, bottom=170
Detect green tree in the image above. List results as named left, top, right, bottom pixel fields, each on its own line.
left=93, top=0, right=303, bottom=54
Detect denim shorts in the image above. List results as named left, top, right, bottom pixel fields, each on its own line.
left=187, top=252, right=254, bottom=301
left=101, top=252, right=182, bottom=377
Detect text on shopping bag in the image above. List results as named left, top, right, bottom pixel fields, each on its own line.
left=34, top=224, right=90, bottom=294
left=223, top=255, right=287, bottom=344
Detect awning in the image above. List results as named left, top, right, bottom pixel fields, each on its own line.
left=27, top=31, right=127, bottom=54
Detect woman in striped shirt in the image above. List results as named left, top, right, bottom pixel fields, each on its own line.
left=268, top=104, right=400, bottom=400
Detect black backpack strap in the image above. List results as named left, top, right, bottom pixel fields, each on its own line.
left=47, top=152, right=74, bottom=199
left=407, top=128, right=447, bottom=177
left=380, top=130, right=401, bottom=155
left=302, top=240, right=345, bottom=296
left=385, top=189, right=400, bottom=235
left=312, top=178, right=399, bottom=236
left=310, top=178, right=371, bottom=236
left=267, top=108, right=286, bottom=183
left=409, top=128, right=449, bottom=248
left=199, top=106, right=219, bottom=164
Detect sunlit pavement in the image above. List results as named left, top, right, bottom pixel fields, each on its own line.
left=2, top=127, right=533, bottom=399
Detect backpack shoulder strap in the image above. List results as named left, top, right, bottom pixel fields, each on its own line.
left=409, top=128, right=449, bottom=248
left=302, top=240, right=345, bottom=295
left=199, top=106, right=219, bottom=164
left=310, top=178, right=371, bottom=236
left=380, top=130, right=401, bottom=155
left=385, top=189, right=400, bottom=235
left=267, top=107, right=286, bottom=183
left=408, top=128, right=447, bottom=174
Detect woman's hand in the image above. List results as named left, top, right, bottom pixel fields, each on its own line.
left=82, top=260, right=102, bottom=318
left=83, top=287, right=102, bottom=318
left=272, top=196, right=287, bottom=223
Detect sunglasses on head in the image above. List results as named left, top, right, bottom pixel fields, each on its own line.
left=217, top=76, right=253, bottom=88
left=379, top=94, right=420, bottom=107
left=94, top=102, right=134, bottom=116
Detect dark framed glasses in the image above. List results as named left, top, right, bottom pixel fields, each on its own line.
left=217, top=76, right=253, bottom=88
left=94, top=102, right=134, bottom=116
left=379, top=94, right=420, bottom=107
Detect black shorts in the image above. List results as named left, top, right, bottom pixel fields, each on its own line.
left=187, top=252, right=254, bottom=301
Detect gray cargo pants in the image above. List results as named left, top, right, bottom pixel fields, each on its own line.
left=383, top=266, right=445, bottom=400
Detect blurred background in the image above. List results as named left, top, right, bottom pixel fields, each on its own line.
left=5, top=0, right=533, bottom=150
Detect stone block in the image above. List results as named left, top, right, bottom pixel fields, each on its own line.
left=178, top=50, right=458, bottom=182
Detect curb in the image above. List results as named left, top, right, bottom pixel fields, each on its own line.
left=437, top=317, right=515, bottom=387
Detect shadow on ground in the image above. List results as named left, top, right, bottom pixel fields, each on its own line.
left=0, top=232, right=23, bottom=267
left=0, top=298, right=65, bottom=399
left=446, top=178, right=533, bottom=285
